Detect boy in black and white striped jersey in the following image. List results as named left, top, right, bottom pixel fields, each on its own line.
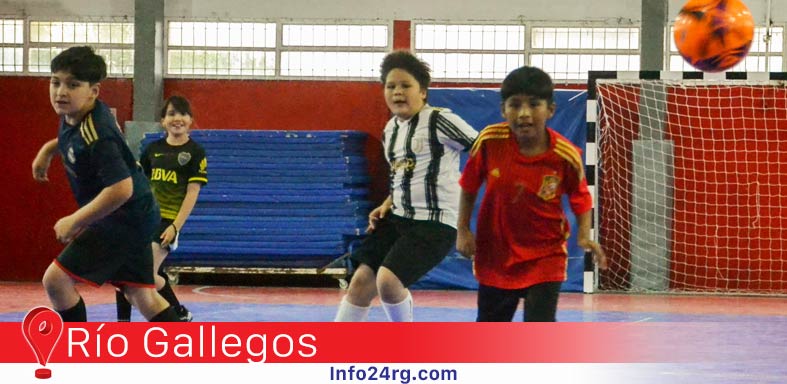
left=334, top=51, right=478, bottom=322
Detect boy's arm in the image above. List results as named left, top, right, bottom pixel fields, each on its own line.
left=32, top=138, right=59, bottom=182
left=456, top=189, right=477, bottom=259
left=575, top=210, right=608, bottom=270
left=366, top=195, right=393, bottom=233
left=54, top=177, right=133, bottom=243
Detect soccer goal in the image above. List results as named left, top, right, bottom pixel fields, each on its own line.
left=589, top=71, right=787, bottom=294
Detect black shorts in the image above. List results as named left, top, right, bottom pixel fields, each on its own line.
left=350, top=214, right=456, bottom=287
left=56, top=206, right=159, bottom=288
left=476, top=281, right=562, bottom=322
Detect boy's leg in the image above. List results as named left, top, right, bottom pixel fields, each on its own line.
left=476, top=284, right=519, bottom=322
left=116, top=289, right=132, bottom=321
left=335, top=218, right=401, bottom=322
left=523, top=281, right=562, bottom=322
left=335, top=264, right=377, bottom=321
left=117, top=241, right=182, bottom=322
left=378, top=219, right=456, bottom=322
left=42, top=262, right=86, bottom=321
left=157, top=269, right=192, bottom=321
left=378, top=270, right=413, bottom=322
left=124, top=285, right=181, bottom=322
left=152, top=244, right=191, bottom=321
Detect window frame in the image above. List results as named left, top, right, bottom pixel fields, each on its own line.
left=412, top=21, right=526, bottom=83
left=26, top=17, right=135, bottom=77
left=527, top=23, right=641, bottom=82
left=163, top=18, right=392, bottom=81
left=0, top=18, right=25, bottom=74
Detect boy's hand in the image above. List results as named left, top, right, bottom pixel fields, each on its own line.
left=32, top=153, right=53, bottom=182
left=578, top=238, right=608, bottom=270
left=160, top=225, right=177, bottom=248
left=54, top=215, right=83, bottom=244
left=456, top=226, right=476, bottom=260
left=366, top=201, right=392, bottom=233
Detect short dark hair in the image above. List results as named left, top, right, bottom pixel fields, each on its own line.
left=380, top=51, right=431, bottom=90
left=160, top=95, right=193, bottom=119
left=500, top=66, right=554, bottom=103
left=50, top=46, right=107, bottom=84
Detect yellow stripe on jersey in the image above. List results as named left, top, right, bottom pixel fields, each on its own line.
left=159, top=207, right=179, bottom=220
left=470, top=125, right=510, bottom=156
left=79, top=115, right=99, bottom=144
left=87, top=115, right=99, bottom=142
left=79, top=121, right=89, bottom=143
left=555, top=140, right=582, bottom=167
left=80, top=121, right=94, bottom=144
left=188, top=177, right=208, bottom=183
left=554, top=139, right=584, bottom=181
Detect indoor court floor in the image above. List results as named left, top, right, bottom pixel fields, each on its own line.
left=2, top=281, right=786, bottom=383
left=1, top=280, right=786, bottom=322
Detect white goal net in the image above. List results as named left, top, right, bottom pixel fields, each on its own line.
left=594, top=75, right=787, bottom=294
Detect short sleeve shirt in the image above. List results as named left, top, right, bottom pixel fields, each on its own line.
left=140, top=138, right=208, bottom=220
left=459, top=123, right=592, bottom=289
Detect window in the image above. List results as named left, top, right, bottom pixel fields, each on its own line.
left=669, top=26, right=784, bottom=72
left=29, top=20, right=134, bottom=75
left=167, top=21, right=276, bottom=76
left=280, top=24, right=388, bottom=78
left=530, top=27, right=640, bottom=80
left=414, top=24, right=525, bottom=81
left=0, top=19, right=24, bottom=72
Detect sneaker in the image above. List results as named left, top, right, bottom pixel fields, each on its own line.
left=176, top=305, right=193, bottom=322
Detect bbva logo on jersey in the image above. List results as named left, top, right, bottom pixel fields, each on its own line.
left=151, top=168, right=178, bottom=184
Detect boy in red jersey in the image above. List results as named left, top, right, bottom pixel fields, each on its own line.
left=456, top=66, right=607, bottom=322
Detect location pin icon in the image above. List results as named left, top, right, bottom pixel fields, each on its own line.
left=22, top=307, right=64, bottom=379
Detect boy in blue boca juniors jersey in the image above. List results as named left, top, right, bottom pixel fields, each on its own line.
left=31, top=46, right=182, bottom=322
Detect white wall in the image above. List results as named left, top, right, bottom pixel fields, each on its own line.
left=162, top=0, right=641, bottom=23
left=0, top=0, right=133, bottom=17
left=669, top=0, right=774, bottom=23
left=1, top=0, right=782, bottom=24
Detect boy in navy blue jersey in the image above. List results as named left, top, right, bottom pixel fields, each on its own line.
left=31, top=46, right=181, bottom=322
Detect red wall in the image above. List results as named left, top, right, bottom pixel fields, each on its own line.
left=0, top=77, right=133, bottom=281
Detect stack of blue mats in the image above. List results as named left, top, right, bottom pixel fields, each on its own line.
left=140, top=130, right=371, bottom=268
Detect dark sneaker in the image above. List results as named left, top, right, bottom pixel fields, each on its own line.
left=176, top=305, right=193, bottom=322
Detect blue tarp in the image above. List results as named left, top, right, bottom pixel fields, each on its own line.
left=413, top=88, right=588, bottom=292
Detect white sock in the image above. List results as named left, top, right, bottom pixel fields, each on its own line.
left=382, top=291, right=413, bottom=322
left=334, top=295, right=370, bottom=322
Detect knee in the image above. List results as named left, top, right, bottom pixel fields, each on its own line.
left=42, top=264, right=68, bottom=295
left=376, top=268, right=405, bottom=303
left=346, top=266, right=376, bottom=304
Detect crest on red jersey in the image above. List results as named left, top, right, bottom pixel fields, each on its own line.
left=537, top=175, right=560, bottom=200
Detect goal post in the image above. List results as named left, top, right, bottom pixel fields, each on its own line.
left=588, top=71, right=787, bottom=294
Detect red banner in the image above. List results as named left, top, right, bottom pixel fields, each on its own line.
left=1, top=321, right=705, bottom=364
